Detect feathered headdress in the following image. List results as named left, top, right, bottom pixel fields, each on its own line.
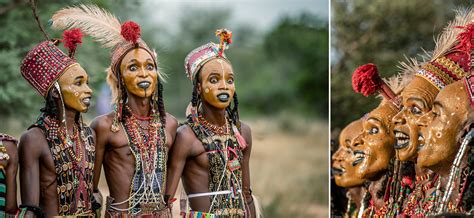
left=415, top=9, right=474, bottom=90
left=50, top=4, right=161, bottom=132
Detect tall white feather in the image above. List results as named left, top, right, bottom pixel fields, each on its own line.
left=431, top=8, right=474, bottom=61
left=51, top=4, right=123, bottom=48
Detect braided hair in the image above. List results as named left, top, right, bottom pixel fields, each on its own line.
left=40, top=90, right=59, bottom=117
left=461, top=135, right=474, bottom=212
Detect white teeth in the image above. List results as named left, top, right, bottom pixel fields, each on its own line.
left=395, top=131, right=409, bottom=139
left=83, top=98, right=90, bottom=104
left=355, top=153, right=365, bottom=159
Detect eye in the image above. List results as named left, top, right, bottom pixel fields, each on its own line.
left=74, top=81, right=81, bottom=86
left=146, top=64, right=155, bottom=71
left=227, top=78, right=234, bottom=84
left=210, top=77, right=218, bottom=84
left=410, top=106, right=422, bottom=115
left=129, top=64, right=138, bottom=72
left=368, top=127, right=379, bottom=135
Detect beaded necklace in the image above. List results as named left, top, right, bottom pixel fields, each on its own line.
left=186, top=113, right=247, bottom=217
left=0, top=134, right=15, bottom=216
left=113, top=106, right=167, bottom=214
left=31, top=114, right=95, bottom=216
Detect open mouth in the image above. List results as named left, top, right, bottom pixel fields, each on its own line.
left=217, top=93, right=230, bottom=102
left=331, top=167, right=345, bottom=175
left=417, top=134, right=425, bottom=151
left=394, top=130, right=409, bottom=149
left=82, top=97, right=91, bottom=107
left=352, top=150, right=365, bottom=166
left=137, top=81, right=151, bottom=89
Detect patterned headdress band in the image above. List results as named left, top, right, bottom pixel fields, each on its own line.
left=416, top=11, right=474, bottom=90
left=20, top=40, right=78, bottom=97
left=184, top=28, right=233, bottom=80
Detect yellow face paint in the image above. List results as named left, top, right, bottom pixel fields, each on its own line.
left=199, top=58, right=235, bottom=109
left=57, top=64, right=92, bottom=113
left=120, top=48, right=158, bottom=98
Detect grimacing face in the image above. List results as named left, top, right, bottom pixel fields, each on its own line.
left=332, top=119, right=365, bottom=187
left=58, top=64, right=92, bottom=113
left=351, top=101, right=397, bottom=180
left=120, top=48, right=157, bottom=98
left=392, top=76, right=439, bottom=161
left=416, top=80, right=469, bottom=172
left=198, top=58, right=235, bottom=110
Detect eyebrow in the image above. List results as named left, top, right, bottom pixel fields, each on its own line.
left=406, top=97, right=428, bottom=108
left=367, top=117, right=382, bottom=124
left=433, top=101, right=444, bottom=109
left=74, top=75, right=85, bottom=80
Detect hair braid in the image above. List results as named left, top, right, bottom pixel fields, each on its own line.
left=157, top=79, right=166, bottom=126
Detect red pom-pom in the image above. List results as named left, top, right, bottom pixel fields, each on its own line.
left=121, top=21, right=141, bottom=44
left=352, top=63, right=382, bottom=96
left=62, top=28, right=83, bottom=56
left=455, top=23, right=474, bottom=71
left=402, top=176, right=414, bottom=189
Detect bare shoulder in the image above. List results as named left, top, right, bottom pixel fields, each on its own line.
left=164, top=112, right=178, bottom=131
left=239, top=121, right=252, bottom=144
left=90, top=112, right=114, bottom=131
left=176, top=124, right=198, bottom=143
left=18, top=127, right=48, bottom=157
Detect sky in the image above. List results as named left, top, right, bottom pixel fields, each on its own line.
left=141, top=0, right=328, bottom=32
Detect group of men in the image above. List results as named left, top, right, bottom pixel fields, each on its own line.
left=0, top=4, right=255, bottom=218
left=332, top=8, right=474, bottom=217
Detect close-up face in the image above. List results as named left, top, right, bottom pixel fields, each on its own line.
left=416, top=80, right=469, bottom=172
left=392, top=76, right=439, bottom=161
left=58, top=64, right=92, bottom=113
left=332, top=119, right=365, bottom=187
left=198, top=58, right=235, bottom=110
left=120, top=48, right=158, bottom=98
left=351, top=101, right=397, bottom=180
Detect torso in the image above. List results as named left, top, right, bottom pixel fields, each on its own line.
left=100, top=110, right=173, bottom=213
left=182, top=115, right=246, bottom=216
left=30, top=115, right=95, bottom=216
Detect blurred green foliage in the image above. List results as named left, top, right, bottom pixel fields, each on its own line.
left=331, top=0, right=472, bottom=130
left=0, top=1, right=327, bottom=128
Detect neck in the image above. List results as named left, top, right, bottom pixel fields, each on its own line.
left=126, top=94, right=151, bottom=117
left=368, top=173, right=388, bottom=209
left=201, top=101, right=227, bottom=126
left=58, top=105, right=79, bottom=135
left=348, top=186, right=365, bottom=209
left=415, top=163, right=432, bottom=178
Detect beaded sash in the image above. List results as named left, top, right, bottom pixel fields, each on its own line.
left=30, top=114, right=95, bottom=216
left=185, top=115, right=246, bottom=216
left=0, top=134, right=14, bottom=217
left=121, top=110, right=168, bottom=214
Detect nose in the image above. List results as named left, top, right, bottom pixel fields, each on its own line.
left=137, top=67, right=147, bottom=78
left=351, top=134, right=364, bottom=148
left=332, top=148, right=344, bottom=162
left=84, top=84, right=93, bottom=95
left=218, top=79, right=229, bottom=90
left=392, top=109, right=406, bottom=126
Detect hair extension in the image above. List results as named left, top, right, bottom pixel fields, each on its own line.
left=157, top=79, right=166, bottom=126
left=191, top=77, right=200, bottom=108
left=231, top=92, right=241, bottom=129
left=40, top=91, right=59, bottom=117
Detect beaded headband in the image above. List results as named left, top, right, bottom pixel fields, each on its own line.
left=184, top=29, right=232, bottom=81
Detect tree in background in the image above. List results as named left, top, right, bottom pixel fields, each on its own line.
left=331, top=0, right=471, bottom=130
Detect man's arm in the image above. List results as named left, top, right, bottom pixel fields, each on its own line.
left=165, top=113, right=179, bottom=148
left=4, top=140, right=18, bottom=214
left=165, top=125, right=195, bottom=204
left=90, top=116, right=109, bottom=192
left=18, top=128, right=45, bottom=214
left=240, top=122, right=256, bottom=217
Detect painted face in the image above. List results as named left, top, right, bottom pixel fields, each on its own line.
left=352, top=101, right=397, bottom=180
left=392, top=76, right=439, bottom=161
left=416, top=80, right=469, bottom=172
left=120, top=48, right=157, bottom=98
left=57, top=64, right=92, bottom=113
left=332, top=119, right=365, bottom=187
left=199, top=58, right=235, bottom=109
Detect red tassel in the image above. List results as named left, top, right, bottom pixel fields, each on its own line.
left=215, top=29, right=233, bottom=57
left=62, top=28, right=83, bottom=58
left=121, top=21, right=141, bottom=44
left=352, top=63, right=382, bottom=96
